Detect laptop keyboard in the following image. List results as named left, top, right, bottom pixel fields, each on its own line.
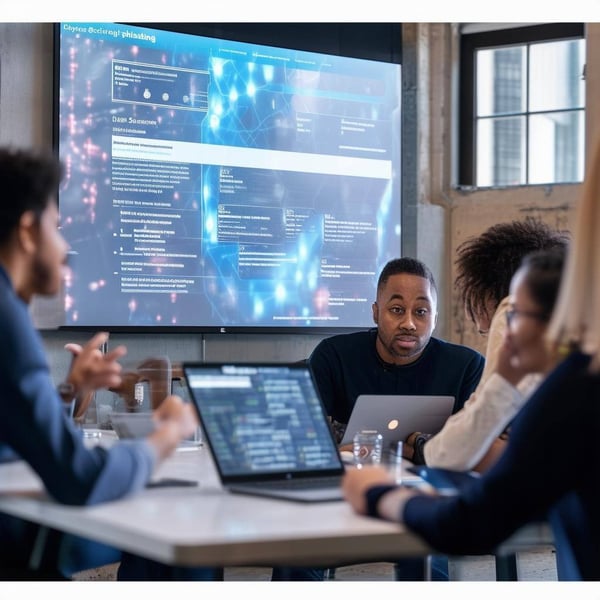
left=241, top=476, right=342, bottom=490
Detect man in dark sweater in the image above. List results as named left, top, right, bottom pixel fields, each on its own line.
left=310, top=257, right=484, bottom=445
left=310, top=257, right=484, bottom=581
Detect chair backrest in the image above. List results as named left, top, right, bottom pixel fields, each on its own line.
left=137, top=356, right=172, bottom=410
left=109, top=356, right=172, bottom=411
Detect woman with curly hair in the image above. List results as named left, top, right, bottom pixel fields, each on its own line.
left=405, top=219, right=569, bottom=471
left=343, top=139, right=600, bottom=580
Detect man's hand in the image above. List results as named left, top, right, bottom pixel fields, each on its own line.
left=147, top=395, right=199, bottom=460
left=402, top=432, right=419, bottom=461
left=64, top=332, right=127, bottom=417
left=153, top=394, right=199, bottom=440
left=342, top=465, right=393, bottom=515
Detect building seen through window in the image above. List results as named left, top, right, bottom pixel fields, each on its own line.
left=460, top=23, right=585, bottom=187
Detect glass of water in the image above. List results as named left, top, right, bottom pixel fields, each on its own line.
left=352, top=429, right=383, bottom=467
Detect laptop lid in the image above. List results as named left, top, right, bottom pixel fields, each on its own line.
left=183, top=362, right=345, bottom=502
left=340, top=394, right=455, bottom=450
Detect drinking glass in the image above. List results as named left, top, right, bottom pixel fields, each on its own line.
left=385, top=441, right=404, bottom=484
left=352, top=430, right=383, bottom=467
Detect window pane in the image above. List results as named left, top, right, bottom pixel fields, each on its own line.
left=476, top=116, right=525, bottom=186
left=528, top=110, right=585, bottom=184
left=529, top=39, right=585, bottom=112
left=476, top=46, right=526, bottom=117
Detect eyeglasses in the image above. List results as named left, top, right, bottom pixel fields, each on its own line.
left=505, top=308, right=549, bottom=327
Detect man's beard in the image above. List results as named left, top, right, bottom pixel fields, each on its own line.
left=31, top=252, right=58, bottom=296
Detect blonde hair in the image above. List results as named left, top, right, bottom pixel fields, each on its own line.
left=547, top=138, right=600, bottom=369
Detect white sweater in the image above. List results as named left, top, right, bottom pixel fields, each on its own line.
left=423, top=297, right=542, bottom=470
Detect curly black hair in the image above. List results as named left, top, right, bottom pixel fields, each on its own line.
left=455, top=218, right=569, bottom=324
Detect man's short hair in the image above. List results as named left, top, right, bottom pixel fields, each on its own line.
left=377, top=257, right=438, bottom=299
left=455, top=218, right=569, bottom=323
left=0, top=147, right=63, bottom=244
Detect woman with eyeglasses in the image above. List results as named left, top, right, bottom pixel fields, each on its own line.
left=405, top=221, right=569, bottom=471
left=342, top=140, right=600, bottom=580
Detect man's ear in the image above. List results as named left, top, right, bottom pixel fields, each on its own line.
left=17, top=210, right=39, bottom=255
left=372, top=302, right=379, bottom=325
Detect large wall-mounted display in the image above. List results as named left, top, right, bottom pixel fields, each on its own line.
left=56, top=22, right=401, bottom=332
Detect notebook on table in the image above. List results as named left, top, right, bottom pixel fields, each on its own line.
left=340, top=394, right=455, bottom=450
left=183, top=362, right=345, bottom=502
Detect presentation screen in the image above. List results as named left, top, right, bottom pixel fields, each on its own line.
left=56, top=22, right=401, bottom=332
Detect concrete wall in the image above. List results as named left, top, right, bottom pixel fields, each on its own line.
left=0, top=22, right=596, bottom=378
left=411, top=23, right=596, bottom=355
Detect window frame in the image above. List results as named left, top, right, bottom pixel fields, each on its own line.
left=459, top=23, right=585, bottom=187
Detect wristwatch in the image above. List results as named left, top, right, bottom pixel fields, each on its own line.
left=57, top=382, right=76, bottom=404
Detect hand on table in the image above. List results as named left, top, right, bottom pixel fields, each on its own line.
left=148, top=395, right=199, bottom=460
left=153, top=394, right=199, bottom=441
left=342, top=465, right=393, bottom=515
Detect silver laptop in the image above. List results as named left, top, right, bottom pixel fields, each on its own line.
left=183, top=362, right=345, bottom=502
left=340, top=394, right=455, bottom=450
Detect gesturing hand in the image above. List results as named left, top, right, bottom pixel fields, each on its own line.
left=153, top=394, right=199, bottom=441
left=64, top=332, right=127, bottom=417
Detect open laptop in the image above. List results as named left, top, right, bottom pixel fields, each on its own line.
left=183, top=362, right=345, bottom=502
left=340, top=394, right=455, bottom=450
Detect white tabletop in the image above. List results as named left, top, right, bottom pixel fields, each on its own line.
left=0, top=432, right=552, bottom=568
left=0, top=433, right=431, bottom=568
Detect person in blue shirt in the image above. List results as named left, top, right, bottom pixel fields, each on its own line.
left=273, top=257, right=484, bottom=581
left=0, top=146, right=220, bottom=580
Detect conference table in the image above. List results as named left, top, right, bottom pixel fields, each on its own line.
left=0, top=431, right=552, bottom=572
